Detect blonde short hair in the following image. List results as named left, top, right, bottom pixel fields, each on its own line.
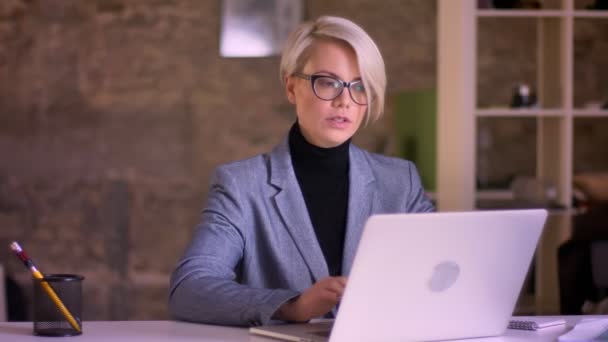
left=280, top=16, right=387, bottom=124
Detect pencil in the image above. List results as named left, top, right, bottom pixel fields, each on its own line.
left=9, top=241, right=81, bottom=333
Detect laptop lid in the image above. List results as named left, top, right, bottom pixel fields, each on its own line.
left=330, top=209, right=547, bottom=342
left=250, top=209, right=547, bottom=342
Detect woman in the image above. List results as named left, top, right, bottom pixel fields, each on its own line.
left=169, top=16, right=434, bottom=327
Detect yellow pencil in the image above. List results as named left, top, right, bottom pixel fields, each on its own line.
left=10, top=241, right=81, bottom=333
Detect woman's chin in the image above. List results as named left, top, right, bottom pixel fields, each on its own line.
left=317, top=132, right=353, bottom=148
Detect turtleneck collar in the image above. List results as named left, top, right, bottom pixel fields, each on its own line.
left=288, top=122, right=351, bottom=173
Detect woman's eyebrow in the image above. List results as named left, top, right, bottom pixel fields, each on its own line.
left=312, top=70, right=339, bottom=77
left=312, top=70, right=362, bottom=81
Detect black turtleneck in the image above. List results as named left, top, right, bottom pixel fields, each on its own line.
left=289, top=122, right=350, bottom=277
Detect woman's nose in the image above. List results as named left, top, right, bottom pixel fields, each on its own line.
left=332, top=87, right=351, bottom=107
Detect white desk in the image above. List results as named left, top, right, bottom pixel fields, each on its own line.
left=0, top=316, right=605, bottom=341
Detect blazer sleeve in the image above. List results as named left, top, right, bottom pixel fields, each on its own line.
left=406, top=161, right=436, bottom=213
left=168, top=166, right=300, bottom=326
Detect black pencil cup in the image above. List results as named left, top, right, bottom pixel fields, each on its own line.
left=33, top=274, right=84, bottom=337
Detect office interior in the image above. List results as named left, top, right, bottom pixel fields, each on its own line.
left=0, top=0, right=607, bottom=322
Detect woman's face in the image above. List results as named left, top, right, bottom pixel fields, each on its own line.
left=286, top=39, right=367, bottom=148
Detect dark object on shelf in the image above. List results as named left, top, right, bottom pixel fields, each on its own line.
left=511, top=84, right=537, bottom=108
left=603, top=101, right=608, bottom=109
left=493, top=0, right=518, bottom=8
left=587, top=0, right=608, bottom=10
left=478, top=0, right=493, bottom=9
left=492, top=0, right=541, bottom=9
left=476, top=175, right=515, bottom=190
left=519, top=0, right=542, bottom=8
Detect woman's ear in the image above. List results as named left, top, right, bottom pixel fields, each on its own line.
left=285, top=76, right=297, bottom=104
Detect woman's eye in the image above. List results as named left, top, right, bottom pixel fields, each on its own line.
left=318, top=78, right=340, bottom=88
left=352, top=82, right=365, bottom=92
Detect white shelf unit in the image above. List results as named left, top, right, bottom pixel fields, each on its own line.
left=437, top=0, right=607, bottom=315
left=477, top=9, right=566, bottom=17
left=573, top=10, right=608, bottom=17
left=572, top=109, right=608, bottom=116
left=476, top=108, right=566, bottom=117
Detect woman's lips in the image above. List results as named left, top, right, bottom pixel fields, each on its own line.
left=326, top=116, right=351, bottom=129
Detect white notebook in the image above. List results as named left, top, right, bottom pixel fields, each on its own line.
left=509, top=317, right=567, bottom=331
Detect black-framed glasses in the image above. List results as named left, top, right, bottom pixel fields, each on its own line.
left=293, top=72, right=368, bottom=105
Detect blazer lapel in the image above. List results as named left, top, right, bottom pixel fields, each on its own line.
left=269, top=138, right=329, bottom=282
left=342, top=146, right=376, bottom=276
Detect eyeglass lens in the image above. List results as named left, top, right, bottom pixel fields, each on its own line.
left=313, top=76, right=367, bottom=105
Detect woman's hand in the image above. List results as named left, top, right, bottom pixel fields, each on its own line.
left=274, top=276, right=347, bottom=322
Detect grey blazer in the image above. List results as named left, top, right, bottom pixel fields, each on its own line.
left=169, top=137, right=434, bottom=327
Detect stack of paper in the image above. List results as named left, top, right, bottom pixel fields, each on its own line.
left=509, top=317, right=566, bottom=331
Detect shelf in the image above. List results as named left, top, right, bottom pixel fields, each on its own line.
left=573, top=10, right=608, bottom=18
left=476, top=202, right=571, bottom=215
left=476, top=108, right=565, bottom=117
left=477, top=109, right=608, bottom=117
left=573, top=109, right=608, bottom=117
left=440, top=0, right=601, bottom=317
left=477, top=9, right=565, bottom=17
left=476, top=189, right=513, bottom=200
left=476, top=9, right=608, bottom=18
left=475, top=191, right=571, bottom=215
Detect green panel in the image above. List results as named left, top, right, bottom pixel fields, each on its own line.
left=393, top=89, right=437, bottom=191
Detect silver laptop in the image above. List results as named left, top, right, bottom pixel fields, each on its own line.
left=250, top=209, right=547, bottom=342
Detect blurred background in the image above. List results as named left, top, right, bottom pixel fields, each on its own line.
left=0, top=0, right=606, bottom=321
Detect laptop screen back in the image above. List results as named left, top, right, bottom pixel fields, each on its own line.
left=330, top=209, right=547, bottom=342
